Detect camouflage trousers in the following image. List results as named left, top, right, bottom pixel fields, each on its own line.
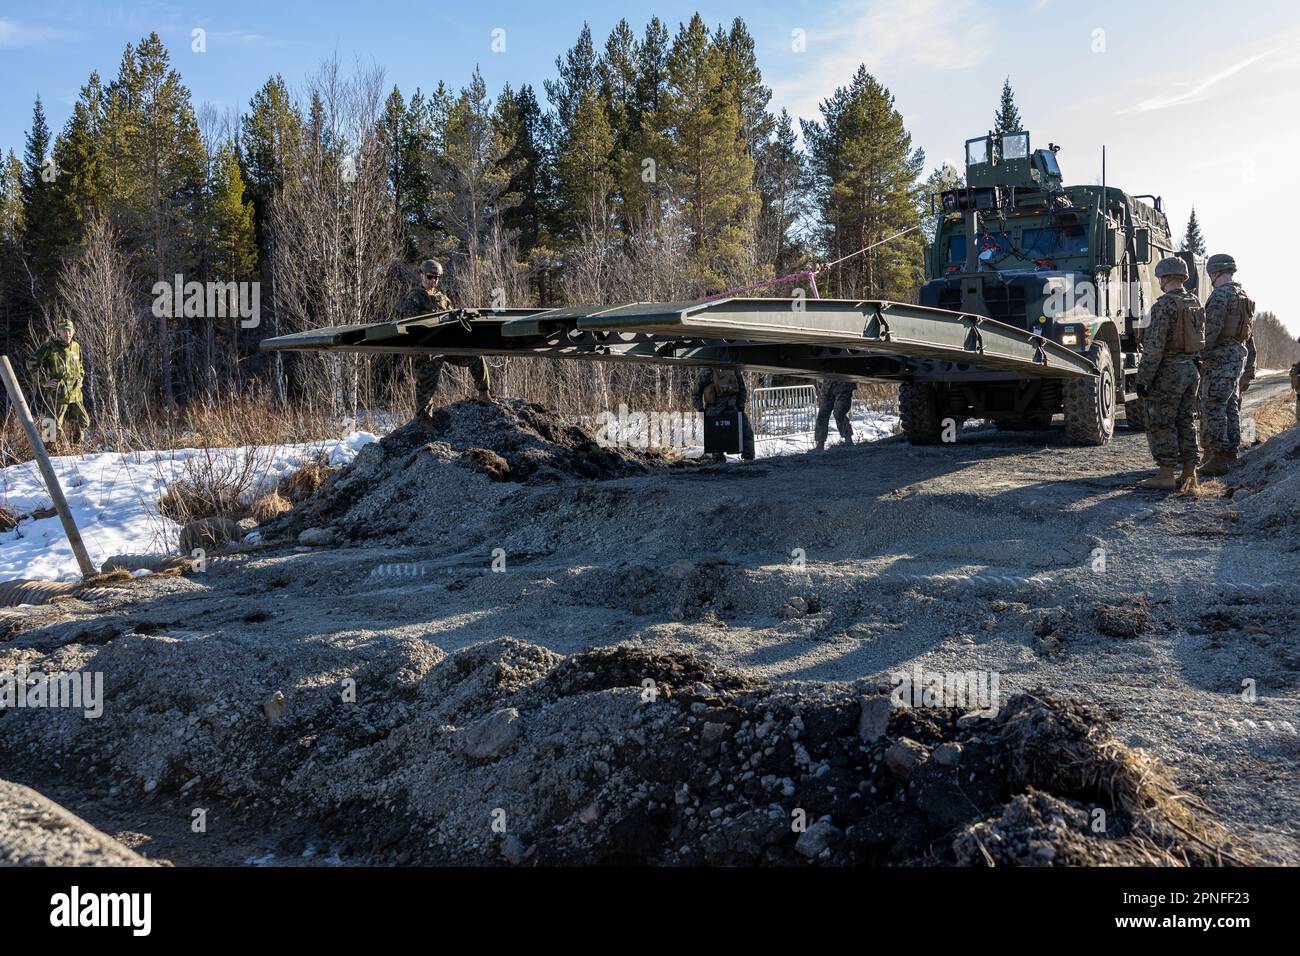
left=815, top=389, right=853, bottom=445
left=413, top=355, right=490, bottom=418
left=35, top=392, right=89, bottom=446
left=1143, top=359, right=1200, bottom=467
left=1199, top=343, right=1246, bottom=454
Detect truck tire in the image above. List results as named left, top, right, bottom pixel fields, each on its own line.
left=1063, top=340, right=1116, bottom=445
left=1125, top=397, right=1147, bottom=431
left=899, top=382, right=943, bottom=445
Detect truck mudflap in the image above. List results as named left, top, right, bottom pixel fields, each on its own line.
left=260, top=296, right=1099, bottom=384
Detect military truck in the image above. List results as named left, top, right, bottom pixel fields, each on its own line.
left=904, top=129, right=1207, bottom=445
left=264, top=130, right=1201, bottom=451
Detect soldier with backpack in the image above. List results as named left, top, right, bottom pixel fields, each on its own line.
left=1134, top=257, right=1204, bottom=491
left=692, top=366, right=755, bottom=463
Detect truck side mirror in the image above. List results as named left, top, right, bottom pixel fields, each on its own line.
left=1134, top=227, right=1151, bottom=264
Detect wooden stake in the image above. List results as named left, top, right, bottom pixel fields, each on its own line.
left=0, top=355, right=96, bottom=578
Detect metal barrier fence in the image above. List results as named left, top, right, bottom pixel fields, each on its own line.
left=750, top=385, right=817, bottom=437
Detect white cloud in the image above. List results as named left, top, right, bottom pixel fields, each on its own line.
left=0, top=17, right=78, bottom=49
left=771, top=0, right=992, bottom=124
left=1118, top=50, right=1271, bottom=113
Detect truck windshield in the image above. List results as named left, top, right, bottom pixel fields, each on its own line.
left=1023, top=225, right=1088, bottom=257
left=947, top=233, right=1012, bottom=263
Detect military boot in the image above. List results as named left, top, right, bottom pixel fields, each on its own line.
left=710, top=452, right=726, bottom=464
left=814, top=440, right=825, bottom=451
left=1136, top=465, right=1176, bottom=490
left=476, top=387, right=493, bottom=405
left=1199, top=452, right=1230, bottom=478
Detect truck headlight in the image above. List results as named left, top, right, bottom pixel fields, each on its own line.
left=1061, top=333, right=1079, bottom=346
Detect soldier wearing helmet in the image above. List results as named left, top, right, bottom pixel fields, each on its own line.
left=1197, top=252, right=1255, bottom=476
left=1134, top=257, right=1204, bottom=491
left=397, top=258, right=492, bottom=426
left=25, top=318, right=89, bottom=449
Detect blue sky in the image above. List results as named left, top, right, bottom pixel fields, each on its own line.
left=2, top=0, right=1299, bottom=332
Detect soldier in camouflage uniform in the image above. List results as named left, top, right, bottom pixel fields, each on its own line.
left=25, top=319, right=89, bottom=448
left=814, top=378, right=856, bottom=451
left=399, top=259, right=491, bottom=426
left=1198, top=253, right=1255, bottom=477
left=1134, top=257, right=1204, bottom=490
left=1291, top=360, right=1300, bottom=426
left=692, top=367, right=755, bottom=463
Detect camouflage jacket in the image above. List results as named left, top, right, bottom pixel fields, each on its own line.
left=819, top=379, right=857, bottom=399
left=25, top=339, right=84, bottom=404
left=1203, top=281, right=1254, bottom=350
left=397, top=286, right=453, bottom=320
left=1137, top=289, right=1203, bottom=389
left=692, top=367, right=748, bottom=411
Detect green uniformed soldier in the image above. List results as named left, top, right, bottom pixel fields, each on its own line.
left=692, top=366, right=755, bottom=463
left=1198, top=253, right=1254, bottom=477
left=399, top=259, right=491, bottom=426
left=1291, top=360, right=1300, bottom=426
left=1134, top=258, right=1204, bottom=491
left=814, top=378, right=856, bottom=451
left=25, top=319, right=89, bottom=448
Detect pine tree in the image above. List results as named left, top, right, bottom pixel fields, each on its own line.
left=50, top=73, right=107, bottom=251
left=715, top=18, right=773, bottom=158
left=556, top=84, right=615, bottom=235
left=1180, top=207, right=1206, bottom=256
left=993, top=77, right=1023, bottom=136
left=21, top=96, right=63, bottom=308
left=494, top=83, right=550, bottom=255
left=664, top=14, right=757, bottom=290
left=803, top=66, right=925, bottom=300
left=754, top=110, right=808, bottom=277
left=621, top=17, right=672, bottom=217
left=210, top=141, right=257, bottom=280
left=241, top=74, right=302, bottom=250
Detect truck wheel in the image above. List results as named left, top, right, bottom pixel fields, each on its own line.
left=899, top=382, right=943, bottom=445
left=1063, top=340, right=1116, bottom=445
left=1125, top=397, right=1147, bottom=431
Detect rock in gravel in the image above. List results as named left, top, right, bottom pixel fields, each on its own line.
left=700, top=721, right=729, bottom=757
left=884, top=739, right=927, bottom=780
left=500, top=834, right=526, bottom=865
left=858, top=696, right=893, bottom=743
left=457, top=707, right=521, bottom=760
left=297, top=527, right=336, bottom=547
left=178, top=516, right=243, bottom=554
left=933, top=742, right=963, bottom=767
left=795, top=818, right=842, bottom=858
left=263, top=690, right=287, bottom=725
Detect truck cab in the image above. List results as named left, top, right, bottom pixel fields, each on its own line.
left=907, top=130, right=1201, bottom=443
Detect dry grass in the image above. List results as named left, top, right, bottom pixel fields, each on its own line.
left=280, top=458, right=337, bottom=502
left=1249, top=393, right=1298, bottom=444
left=250, top=489, right=293, bottom=522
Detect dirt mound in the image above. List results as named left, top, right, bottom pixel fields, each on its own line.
left=1227, top=418, right=1300, bottom=532
left=0, top=631, right=1246, bottom=866
left=266, top=399, right=668, bottom=545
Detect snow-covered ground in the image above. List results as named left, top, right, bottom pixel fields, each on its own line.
left=0, top=433, right=378, bottom=583
left=1, top=400, right=897, bottom=583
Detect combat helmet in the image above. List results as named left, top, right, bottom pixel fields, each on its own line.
left=1154, top=256, right=1188, bottom=279
left=419, top=259, right=444, bottom=278
left=1206, top=253, right=1237, bottom=275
